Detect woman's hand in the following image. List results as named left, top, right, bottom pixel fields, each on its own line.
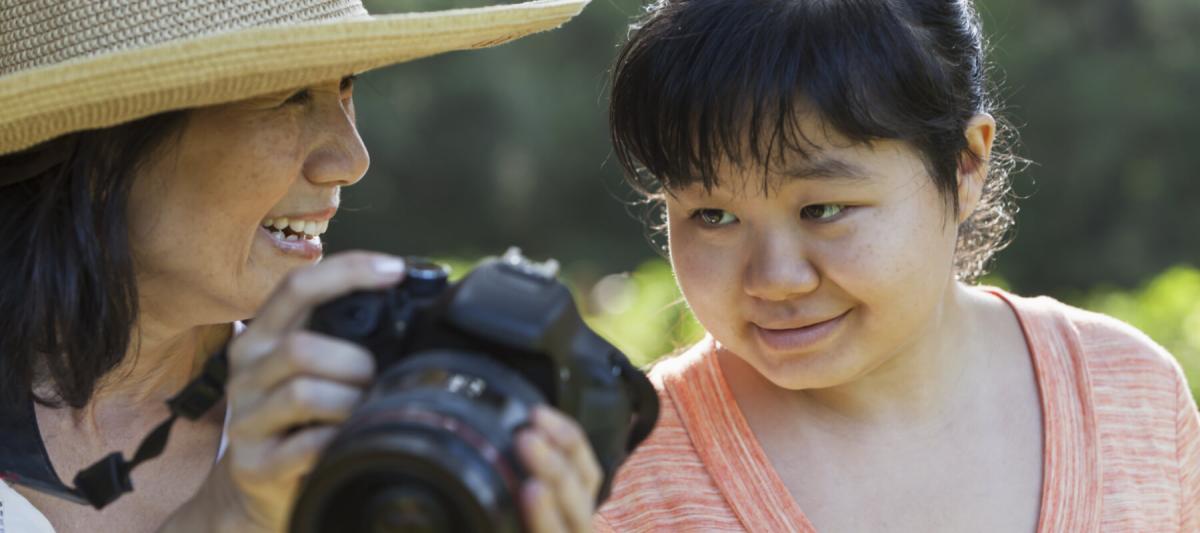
left=167, top=251, right=407, bottom=532
left=220, top=252, right=410, bottom=530
left=518, top=406, right=604, bottom=533
left=168, top=250, right=603, bottom=532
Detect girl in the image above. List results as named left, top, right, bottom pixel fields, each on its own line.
left=596, top=0, right=1200, bottom=531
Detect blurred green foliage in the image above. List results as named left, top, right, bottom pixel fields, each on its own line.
left=577, top=259, right=702, bottom=367
left=441, top=254, right=1200, bottom=402
left=433, top=253, right=702, bottom=366
left=334, top=0, right=1199, bottom=405
left=337, top=0, right=1200, bottom=297
left=976, top=0, right=1200, bottom=294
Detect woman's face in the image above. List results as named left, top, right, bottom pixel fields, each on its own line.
left=666, top=113, right=981, bottom=390
left=127, top=76, right=367, bottom=324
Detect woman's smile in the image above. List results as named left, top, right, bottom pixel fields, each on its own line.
left=256, top=207, right=337, bottom=261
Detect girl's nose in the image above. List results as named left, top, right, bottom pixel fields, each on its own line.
left=742, top=231, right=819, bottom=301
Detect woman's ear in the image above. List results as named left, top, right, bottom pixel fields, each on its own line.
left=957, top=113, right=995, bottom=223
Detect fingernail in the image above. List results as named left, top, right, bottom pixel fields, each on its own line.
left=373, top=257, right=405, bottom=276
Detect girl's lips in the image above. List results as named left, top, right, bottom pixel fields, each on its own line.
left=752, top=310, right=850, bottom=353
left=257, top=226, right=322, bottom=260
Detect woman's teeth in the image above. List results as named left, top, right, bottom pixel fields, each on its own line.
left=260, top=217, right=329, bottom=241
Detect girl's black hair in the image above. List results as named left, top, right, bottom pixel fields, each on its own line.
left=0, top=111, right=186, bottom=410
left=610, top=0, right=1020, bottom=281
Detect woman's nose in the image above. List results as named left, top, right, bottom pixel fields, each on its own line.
left=742, top=232, right=820, bottom=301
left=302, top=97, right=369, bottom=187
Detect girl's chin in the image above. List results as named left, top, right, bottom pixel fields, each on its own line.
left=722, top=340, right=862, bottom=390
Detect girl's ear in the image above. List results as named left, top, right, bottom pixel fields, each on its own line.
left=957, top=113, right=995, bottom=223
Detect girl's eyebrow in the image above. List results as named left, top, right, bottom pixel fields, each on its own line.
left=784, top=157, right=871, bottom=181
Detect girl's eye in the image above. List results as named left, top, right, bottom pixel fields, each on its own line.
left=692, top=208, right=739, bottom=227
left=800, top=204, right=847, bottom=221
left=340, top=74, right=357, bottom=93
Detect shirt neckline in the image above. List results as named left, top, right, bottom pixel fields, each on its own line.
left=661, top=288, right=1101, bottom=532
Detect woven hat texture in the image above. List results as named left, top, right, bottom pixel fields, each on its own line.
left=0, top=0, right=588, bottom=155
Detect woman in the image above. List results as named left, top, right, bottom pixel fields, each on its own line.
left=595, top=0, right=1200, bottom=531
left=0, top=0, right=601, bottom=531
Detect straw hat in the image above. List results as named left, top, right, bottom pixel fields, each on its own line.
left=0, top=0, right=589, bottom=159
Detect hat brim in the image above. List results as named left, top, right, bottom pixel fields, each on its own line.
left=0, top=0, right=588, bottom=155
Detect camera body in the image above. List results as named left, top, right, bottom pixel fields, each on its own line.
left=289, top=249, right=658, bottom=532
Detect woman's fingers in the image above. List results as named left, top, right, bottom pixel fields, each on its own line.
left=229, top=331, right=375, bottom=408
left=230, top=252, right=405, bottom=370
left=231, top=426, right=339, bottom=487
left=522, top=480, right=571, bottom=533
left=255, top=252, right=406, bottom=335
left=533, top=407, right=603, bottom=498
left=519, top=432, right=592, bottom=532
left=209, top=251, right=410, bottom=532
left=519, top=407, right=602, bottom=532
left=267, top=426, right=341, bottom=483
left=224, top=366, right=363, bottom=495
left=230, top=377, right=364, bottom=440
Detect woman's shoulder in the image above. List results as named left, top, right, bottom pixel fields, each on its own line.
left=0, top=480, right=57, bottom=532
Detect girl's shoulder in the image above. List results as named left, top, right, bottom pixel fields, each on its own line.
left=986, top=288, right=1200, bottom=529
left=985, top=287, right=1185, bottom=391
left=644, top=341, right=710, bottom=383
left=597, top=341, right=746, bottom=531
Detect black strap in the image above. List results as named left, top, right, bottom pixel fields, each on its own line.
left=0, top=393, right=86, bottom=504
left=68, top=348, right=229, bottom=509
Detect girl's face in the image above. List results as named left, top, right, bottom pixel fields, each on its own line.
left=127, top=77, right=368, bottom=326
left=667, top=114, right=983, bottom=390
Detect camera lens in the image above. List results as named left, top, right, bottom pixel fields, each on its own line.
left=367, top=488, right=447, bottom=533
left=290, top=351, right=546, bottom=533
left=292, top=254, right=660, bottom=532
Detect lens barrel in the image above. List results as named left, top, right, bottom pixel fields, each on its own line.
left=289, top=352, right=546, bottom=533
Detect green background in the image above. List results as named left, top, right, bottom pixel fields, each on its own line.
left=328, top=0, right=1200, bottom=400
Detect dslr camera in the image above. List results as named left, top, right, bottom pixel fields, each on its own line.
left=288, top=249, right=659, bottom=533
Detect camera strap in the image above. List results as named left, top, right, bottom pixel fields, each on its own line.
left=67, top=348, right=229, bottom=509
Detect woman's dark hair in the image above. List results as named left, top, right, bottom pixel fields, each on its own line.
left=0, top=111, right=186, bottom=410
left=610, top=0, right=1020, bottom=282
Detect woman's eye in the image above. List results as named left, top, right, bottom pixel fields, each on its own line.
left=280, top=76, right=355, bottom=107
left=800, top=204, right=847, bottom=221
left=283, top=89, right=312, bottom=106
left=692, top=208, right=738, bottom=227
